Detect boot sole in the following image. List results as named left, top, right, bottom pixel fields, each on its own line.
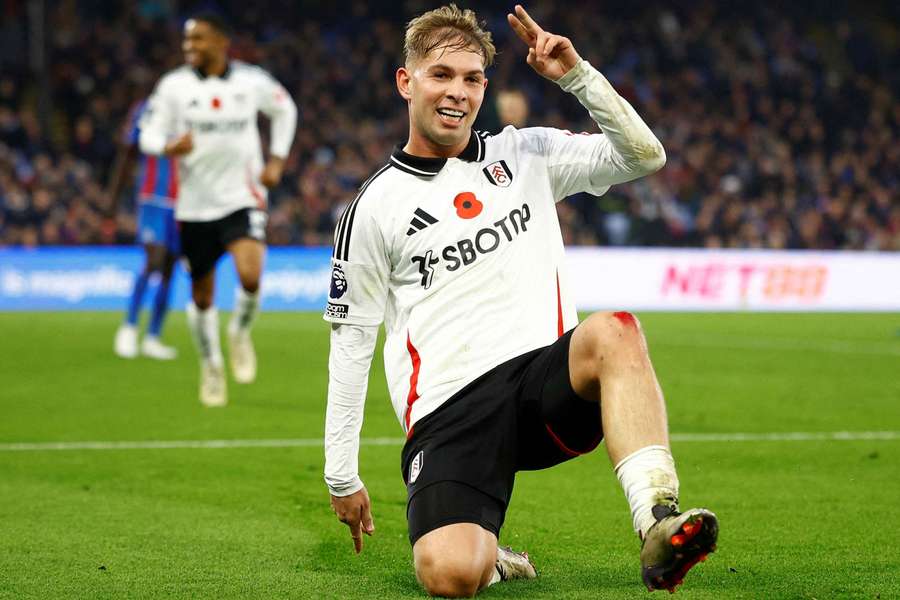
left=642, top=511, right=718, bottom=593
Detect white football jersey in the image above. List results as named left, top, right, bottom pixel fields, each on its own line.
left=325, top=123, right=620, bottom=435
left=322, top=60, right=667, bottom=494
left=139, top=61, right=297, bottom=222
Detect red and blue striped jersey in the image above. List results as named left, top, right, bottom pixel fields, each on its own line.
left=125, top=100, right=178, bottom=207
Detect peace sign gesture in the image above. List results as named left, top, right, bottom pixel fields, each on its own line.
left=507, top=4, right=582, bottom=81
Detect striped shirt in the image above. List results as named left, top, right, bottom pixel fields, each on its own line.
left=125, top=100, right=178, bottom=207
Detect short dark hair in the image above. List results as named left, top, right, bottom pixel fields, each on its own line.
left=189, top=11, right=232, bottom=37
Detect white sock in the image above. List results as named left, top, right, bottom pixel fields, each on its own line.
left=228, top=287, right=259, bottom=335
left=186, top=302, right=223, bottom=367
left=614, top=445, right=680, bottom=538
left=488, top=565, right=502, bottom=586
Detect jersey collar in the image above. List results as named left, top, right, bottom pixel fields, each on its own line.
left=390, top=131, right=487, bottom=177
left=193, top=61, right=232, bottom=80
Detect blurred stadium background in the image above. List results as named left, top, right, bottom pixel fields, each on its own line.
left=1, top=1, right=898, bottom=598
left=1, top=0, right=898, bottom=250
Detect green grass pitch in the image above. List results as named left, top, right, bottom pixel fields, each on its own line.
left=1, top=312, right=898, bottom=599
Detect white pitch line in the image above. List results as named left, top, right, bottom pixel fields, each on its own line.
left=671, top=431, right=900, bottom=442
left=0, top=431, right=898, bottom=452
left=652, top=335, right=900, bottom=357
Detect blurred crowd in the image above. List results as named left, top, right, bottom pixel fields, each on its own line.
left=0, top=0, right=897, bottom=250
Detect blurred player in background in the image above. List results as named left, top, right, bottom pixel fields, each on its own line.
left=495, top=88, right=529, bottom=128
left=139, top=12, right=297, bottom=406
left=324, top=4, right=717, bottom=597
left=110, top=98, right=179, bottom=361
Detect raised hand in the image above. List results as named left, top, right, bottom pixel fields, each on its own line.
left=507, top=4, right=581, bottom=81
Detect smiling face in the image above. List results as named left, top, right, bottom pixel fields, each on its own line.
left=182, top=19, right=228, bottom=72
left=397, top=40, right=488, bottom=158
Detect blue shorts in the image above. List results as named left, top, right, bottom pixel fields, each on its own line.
left=137, top=201, right=179, bottom=253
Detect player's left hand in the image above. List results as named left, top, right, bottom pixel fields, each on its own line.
left=508, top=4, right=582, bottom=81
left=260, top=157, right=285, bottom=189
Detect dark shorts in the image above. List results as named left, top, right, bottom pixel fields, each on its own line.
left=179, top=208, right=267, bottom=281
left=402, top=328, right=603, bottom=545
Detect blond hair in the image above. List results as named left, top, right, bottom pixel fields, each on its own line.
left=404, top=4, right=496, bottom=68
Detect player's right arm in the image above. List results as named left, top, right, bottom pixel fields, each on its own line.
left=323, top=187, right=390, bottom=553
left=327, top=322, right=378, bottom=553
left=138, top=76, right=192, bottom=157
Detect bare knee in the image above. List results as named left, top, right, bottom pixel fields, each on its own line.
left=229, top=239, right=264, bottom=294
left=415, top=551, right=488, bottom=598
left=192, top=294, right=214, bottom=310
left=570, top=311, right=648, bottom=391
left=239, top=278, right=260, bottom=294
left=235, top=262, right=261, bottom=293
left=191, top=272, right=215, bottom=310
left=579, top=311, right=644, bottom=355
left=191, top=282, right=214, bottom=310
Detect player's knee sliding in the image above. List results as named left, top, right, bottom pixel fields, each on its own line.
left=419, top=569, right=482, bottom=598
left=416, top=554, right=485, bottom=598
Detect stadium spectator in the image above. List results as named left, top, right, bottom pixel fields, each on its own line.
left=0, top=1, right=896, bottom=251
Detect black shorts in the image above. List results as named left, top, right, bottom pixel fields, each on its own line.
left=179, top=208, right=267, bottom=281
left=402, top=328, right=603, bottom=545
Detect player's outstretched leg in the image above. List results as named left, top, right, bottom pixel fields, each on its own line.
left=186, top=301, right=226, bottom=407
left=569, top=311, right=717, bottom=592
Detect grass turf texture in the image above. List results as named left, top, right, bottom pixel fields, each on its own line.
left=1, top=312, right=898, bottom=599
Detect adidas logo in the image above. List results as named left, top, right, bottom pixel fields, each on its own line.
left=406, top=208, right=438, bottom=236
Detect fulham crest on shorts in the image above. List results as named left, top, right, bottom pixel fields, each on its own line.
left=410, top=450, right=424, bottom=483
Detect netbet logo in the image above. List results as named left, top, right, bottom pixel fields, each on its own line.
left=411, top=203, right=531, bottom=289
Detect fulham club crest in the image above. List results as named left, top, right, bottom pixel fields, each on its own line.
left=483, top=160, right=513, bottom=187
left=409, top=450, right=424, bottom=483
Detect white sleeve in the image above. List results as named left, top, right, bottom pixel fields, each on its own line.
left=324, top=322, right=378, bottom=496
left=323, top=189, right=390, bottom=326
left=138, top=78, right=177, bottom=156
left=255, top=69, right=297, bottom=159
left=542, top=59, right=666, bottom=201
